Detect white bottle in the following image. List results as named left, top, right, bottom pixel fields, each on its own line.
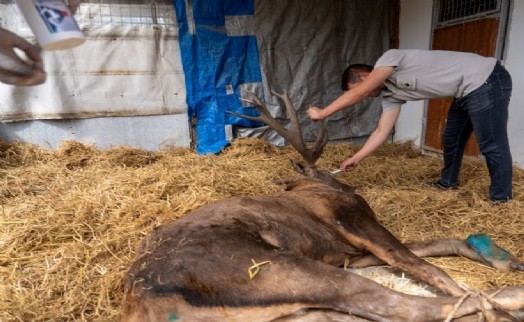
left=15, top=0, right=85, bottom=51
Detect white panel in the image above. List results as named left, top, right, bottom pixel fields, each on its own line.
left=394, top=0, right=433, bottom=147
left=505, top=1, right=524, bottom=168
left=0, top=113, right=190, bottom=150
left=0, top=7, right=187, bottom=121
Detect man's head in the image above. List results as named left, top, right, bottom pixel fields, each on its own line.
left=341, top=64, right=382, bottom=97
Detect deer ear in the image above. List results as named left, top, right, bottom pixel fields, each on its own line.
left=290, top=159, right=319, bottom=178
left=290, top=160, right=307, bottom=175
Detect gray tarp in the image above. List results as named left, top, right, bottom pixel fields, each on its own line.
left=236, top=0, right=391, bottom=144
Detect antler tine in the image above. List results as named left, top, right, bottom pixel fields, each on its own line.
left=226, top=89, right=287, bottom=133
left=239, top=89, right=265, bottom=109
left=268, top=90, right=321, bottom=164
left=271, top=90, right=329, bottom=165
left=310, top=122, right=328, bottom=162
left=228, top=90, right=294, bottom=145
left=229, top=90, right=328, bottom=165
left=271, top=90, right=303, bottom=141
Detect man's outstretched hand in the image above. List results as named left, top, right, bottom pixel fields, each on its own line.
left=307, top=107, right=325, bottom=121
left=0, top=28, right=46, bottom=86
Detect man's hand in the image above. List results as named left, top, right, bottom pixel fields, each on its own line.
left=0, top=28, right=46, bottom=86
left=340, top=156, right=360, bottom=172
left=307, top=106, right=325, bottom=121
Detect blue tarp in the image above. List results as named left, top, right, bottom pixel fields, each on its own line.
left=173, top=0, right=263, bottom=154
left=173, top=1, right=391, bottom=154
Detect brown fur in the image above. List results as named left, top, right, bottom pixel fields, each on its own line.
left=122, top=177, right=524, bottom=321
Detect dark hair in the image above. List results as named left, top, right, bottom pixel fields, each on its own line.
left=341, top=64, right=374, bottom=90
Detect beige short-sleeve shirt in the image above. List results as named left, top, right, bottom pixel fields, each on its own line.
left=375, top=49, right=497, bottom=110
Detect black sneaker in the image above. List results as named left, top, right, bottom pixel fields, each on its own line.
left=490, top=198, right=511, bottom=205
left=429, top=180, right=458, bottom=190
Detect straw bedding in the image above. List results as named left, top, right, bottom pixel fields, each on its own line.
left=0, top=138, right=522, bottom=321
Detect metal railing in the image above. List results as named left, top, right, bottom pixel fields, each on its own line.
left=437, top=0, right=500, bottom=26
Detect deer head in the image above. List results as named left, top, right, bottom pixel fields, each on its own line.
left=227, top=90, right=355, bottom=193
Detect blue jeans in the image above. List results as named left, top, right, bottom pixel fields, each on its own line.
left=440, top=62, right=513, bottom=202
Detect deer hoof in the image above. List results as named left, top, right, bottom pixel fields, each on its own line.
left=466, top=234, right=524, bottom=272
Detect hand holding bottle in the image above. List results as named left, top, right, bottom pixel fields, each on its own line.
left=0, top=28, right=46, bottom=85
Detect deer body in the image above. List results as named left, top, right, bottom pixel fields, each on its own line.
left=122, top=178, right=524, bottom=322
left=122, top=91, right=524, bottom=321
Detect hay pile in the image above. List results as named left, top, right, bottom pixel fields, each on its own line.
left=0, top=138, right=523, bottom=321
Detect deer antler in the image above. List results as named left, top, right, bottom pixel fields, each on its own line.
left=227, top=90, right=328, bottom=166
left=228, top=90, right=356, bottom=193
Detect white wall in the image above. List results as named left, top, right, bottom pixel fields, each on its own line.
left=394, top=0, right=433, bottom=147
left=0, top=114, right=190, bottom=151
left=396, top=0, right=524, bottom=169
left=505, top=1, right=524, bottom=168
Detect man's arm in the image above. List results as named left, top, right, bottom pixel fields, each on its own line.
left=340, top=107, right=401, bottom=171
left=308, top=66, right=394, bottom=120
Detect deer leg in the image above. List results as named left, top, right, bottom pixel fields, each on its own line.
left=274, top=311, right=522, bottom=322
left=266, top=258, right=524, bottom=321
left=246, top=254, right=524, bottom=321
left=269, top=308, right=373, bottom=322
left=464, top=234, right=524, bottom=271
left=125, top=247, right=524, bottom=322
left=332, top=195, right=466, bottom=296
left=346, top=238, right=484, bottom=268
left=348, top=237, right=524, bottom=272
left=270, top=309, right=519, bottom=322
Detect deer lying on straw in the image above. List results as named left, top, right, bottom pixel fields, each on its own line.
left=122, top=91, right=524, bottom=322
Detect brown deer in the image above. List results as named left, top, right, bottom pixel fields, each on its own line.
left=121, top=91, right=524, bottom=322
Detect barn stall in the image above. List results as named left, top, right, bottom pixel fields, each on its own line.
left=1, top=139, right=524, bottom=321
left=1, top=0, right=524, bottom=321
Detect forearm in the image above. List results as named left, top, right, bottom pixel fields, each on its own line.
left=352, top=108, right=400, bottom=162
left=352, top=128, right=390, bottom=162
left=320, top=90, right=366, bottom=118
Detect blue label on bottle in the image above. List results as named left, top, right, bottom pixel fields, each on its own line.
left=33, top=0, right=79, bottom=33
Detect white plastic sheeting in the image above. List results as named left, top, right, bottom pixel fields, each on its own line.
left=0, top=3, right=187, bottom=121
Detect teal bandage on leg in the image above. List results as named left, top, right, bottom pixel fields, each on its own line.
left=466, top=233, right=524, bottom=271
left=466, top=233, right=510, bottom=261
